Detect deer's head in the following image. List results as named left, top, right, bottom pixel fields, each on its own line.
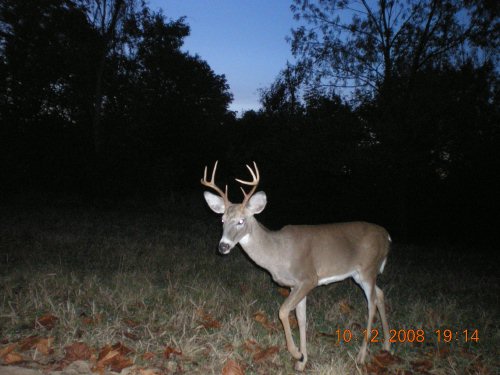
left=201, top=161, right=266, bottom=254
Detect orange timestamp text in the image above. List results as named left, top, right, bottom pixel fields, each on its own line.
left=332, top=328, right=479, bottom=344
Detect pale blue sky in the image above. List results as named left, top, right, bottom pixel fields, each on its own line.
left=148, top=1, right=296, bottom=114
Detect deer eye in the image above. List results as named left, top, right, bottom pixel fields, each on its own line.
left=221, top=217, right=225, bottom=223
left=237, top=219, right=245, bottom=226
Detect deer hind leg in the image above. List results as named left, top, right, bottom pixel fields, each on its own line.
left=356, top=278, right=377, bottom=364
left=278, top=282, right=314, bottom=371
left=375, top=285, right=390, bottom=351
left=294, top=297, right=308, bottom=371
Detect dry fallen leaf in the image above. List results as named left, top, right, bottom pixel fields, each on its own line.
left=0, top=343, right=17, bottom=359
left=339, top=299, right=353, bottom=315
left=139, top=369, right=162, bottom=375
left=253, top=311, right=267, bottom=324
left=35, top=337, right=54, bottom=355
left=81, top=313, right=101, bottom=325
left=197, top=309, right=222, bottom=329
left=19, top=335, right=42, bottom=351
left=35, top=314, right=58, bottom=329
left=163, top=346, right=182, bottom=359
left=240, top=339, right=279, bottom=364
left=3, top=351, right=24, bottom=365
left=277, top=287, right=290, bottom=297
left=242, top=339, right=259, bottom=354
left=316, top=331, right=337, bottom=342
left=372, top=350, right=399, bottom=367
left=411, top=358, right=433, bottom=372
left=123, top=318, right=140, bottom=327
left=253, top=311, right=277, bottom=331
left=253, top=346, right=279, bottom=362
left=96, top=345, right=133, bottom=372
left=365, top=350, right=404, bottom=374
left=142, top=352, right=156, bottom=361
left=110, top=355, right=134, bottom=372
left=99, top=348, right=120, bottom=364
left=222, top=359, right=245, bottom=375
left=95, top=344, right=133, bottom=373
left=364, top=362, right=382, bottom=374
left=63, top=342, right=93, bottom=362
left=111, top=342, right=133, bottom=355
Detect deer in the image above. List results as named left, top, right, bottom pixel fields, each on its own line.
left=201, top=161, right=391, bottom=371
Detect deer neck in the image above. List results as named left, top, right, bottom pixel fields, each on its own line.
left=239, top=217, right=281, bottom=270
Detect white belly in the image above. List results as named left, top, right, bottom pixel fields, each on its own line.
left=318, top=271, right=356, bottom=286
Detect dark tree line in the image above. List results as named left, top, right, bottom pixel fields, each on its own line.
left=227, top=0, right=499, bottom=242
left=0, top=0, right=498, bottom=243
left=0, top=0, right=232, bottom=194
left=234, top=61, right=498, bottom=243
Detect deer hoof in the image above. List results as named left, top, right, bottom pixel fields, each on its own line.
left=294, top=358, right=307, bottom=371
left=294, top=354, right=306, bottom=371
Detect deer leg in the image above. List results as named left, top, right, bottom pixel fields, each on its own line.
left=357, top=279, right=377, bottom=364
left=375, top=285, right=390, bottom=351
left=294, top=297, right=308, bottom=371
left=278, top=282, right=314, bottom=368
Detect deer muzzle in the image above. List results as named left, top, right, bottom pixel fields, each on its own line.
left=218, top=241, right=231, bottom=255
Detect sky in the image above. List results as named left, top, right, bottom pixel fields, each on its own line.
left=148, top=1, right=297, bottom=115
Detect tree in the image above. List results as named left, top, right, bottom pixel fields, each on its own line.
left=260, top=62, right=304, bottom=118
left=0, top=0, right=95, bottom=122
left=0, top=0, right=97, bottom=188
left=288, top=0, right=498, bottom=238
left=0, top=1, right=233, bottom=193
left=76, top=0, right=141, bottom=156
left=99, top=9, right=233, bottom=190
left=290, top=0, right=498, bottom=98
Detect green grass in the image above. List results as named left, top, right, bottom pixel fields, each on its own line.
left=0, top=195, right=498, bottom=374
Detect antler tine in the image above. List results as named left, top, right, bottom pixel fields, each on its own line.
left=201, top=161, right=230, bottom=206
left=235, top=162, right=259, bottom=185
left=210, top=160, right=218, bottom=183
left=235, top=162, right=260, bottom=207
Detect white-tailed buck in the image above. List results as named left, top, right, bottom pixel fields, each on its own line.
left=201, top=161, right=391, bottom=371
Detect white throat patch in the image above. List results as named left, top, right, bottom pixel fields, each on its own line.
left=239, top=234, right=250, bottom=246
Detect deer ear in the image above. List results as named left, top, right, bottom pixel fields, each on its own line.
left=204, top=191, right=226, bottom=214
left=247, top=191, right=267, bottom=214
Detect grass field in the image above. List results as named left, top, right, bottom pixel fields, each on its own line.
left=0, top=195, right=498, bottom=374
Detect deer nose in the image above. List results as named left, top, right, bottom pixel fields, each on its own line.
left=218, top=242, right=231, bottom=254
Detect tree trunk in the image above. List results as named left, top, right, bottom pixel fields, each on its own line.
left=91, top=0, right=124, bottom=157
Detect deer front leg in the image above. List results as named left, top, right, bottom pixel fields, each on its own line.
left=278, top=282, right=315, bottom=371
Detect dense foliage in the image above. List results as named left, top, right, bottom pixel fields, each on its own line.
left=0, top=0, right=232, bottom=193
left=246, top=0, right=499, bottom=241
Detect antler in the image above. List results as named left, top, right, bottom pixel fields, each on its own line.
left=235, top=161, right=260, bottom=207
left=201, top=161, right=230, bottom=207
